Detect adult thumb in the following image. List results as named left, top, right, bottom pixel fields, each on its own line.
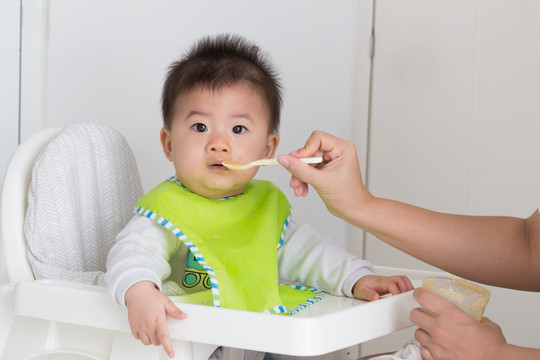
left=278, top=155, right=319, bottom=184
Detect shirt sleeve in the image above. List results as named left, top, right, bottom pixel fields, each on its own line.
left=277, top=219, right=374, bottom=297
left=105, top=215, right=180, bottom=307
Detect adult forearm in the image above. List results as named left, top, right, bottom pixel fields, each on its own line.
left=350, top=196, right=539, bottom=290
left=498, top=344, right=540, bottom=360
left=279, top=131, right=540, bottom=290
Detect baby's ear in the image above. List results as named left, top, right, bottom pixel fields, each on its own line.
left=160, top=127, right=173, bottom=161
left=265, top=133, right=279, bottom=158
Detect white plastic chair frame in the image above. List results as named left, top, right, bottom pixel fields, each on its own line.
left=0, top=127, right=423, bottom=360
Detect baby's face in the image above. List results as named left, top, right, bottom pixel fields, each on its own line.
left=161, top=82, right=279, bottom=199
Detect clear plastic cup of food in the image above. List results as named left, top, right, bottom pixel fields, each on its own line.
left=422, top=277, right=491, bottom=321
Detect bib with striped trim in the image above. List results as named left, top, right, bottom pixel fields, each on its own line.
left=135, top=178, right=322, bottom=314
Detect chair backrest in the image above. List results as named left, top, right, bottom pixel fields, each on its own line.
left=0, top=128, right=61, bottom=283
left=1, top=123, right=144, bottom=285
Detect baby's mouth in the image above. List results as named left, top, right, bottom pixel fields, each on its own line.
left=209, top=162, right=228, bottom=171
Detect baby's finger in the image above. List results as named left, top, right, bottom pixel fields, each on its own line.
left=366, top=288, right=380, bottom=301
left=147, top=328, right=163, bottom=346
left=401, top=276, right=414, bottom=292
left=165, top=298, right=187, bottom=320
left=157, top=324, right=175, bottom=358
left=354, top=285, right=380, bottom=301
left=392, top=275, right=414, bottom=293
left=140, top=333, right=152, bottom=346
left=382, top=280, right=401, bottom=296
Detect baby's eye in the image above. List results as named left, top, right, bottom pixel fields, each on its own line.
left=192, top=123, right=207, bottom=133
left=232, top=125, right=247, bottom=134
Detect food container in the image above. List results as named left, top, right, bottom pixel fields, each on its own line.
left=422, top=277, right=491, bottom=321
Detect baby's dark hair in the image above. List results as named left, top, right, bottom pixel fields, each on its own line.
left=162, top=34, right=282, bottom=133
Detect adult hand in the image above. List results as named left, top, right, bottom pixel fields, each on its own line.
left=410, top=287, right=507, bottom=360
left=278, top=131, right=370, bottom=223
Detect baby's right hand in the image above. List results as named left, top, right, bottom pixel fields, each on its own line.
left=125, top=281, right=187, bottom=358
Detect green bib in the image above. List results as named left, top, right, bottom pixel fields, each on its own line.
left=135, top=177, right=322, bottom=314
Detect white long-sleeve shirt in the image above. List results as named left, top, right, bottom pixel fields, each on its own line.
left=106, top=215, right=374, bottom=307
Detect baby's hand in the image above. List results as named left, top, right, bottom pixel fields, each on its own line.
left=125, top=281, right=187, bottom=358
left=353, top=275, right=414, bottom=301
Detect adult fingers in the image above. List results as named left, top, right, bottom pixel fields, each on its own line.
left=294, top=130, right=343, bottom=158
left=410, top=306, right=439, bottom=334
left=413, top=287, right=457, bottom=320
left=289, top=175, right=309, bottom=197
left=415, top=328, right=437, bottom=360
left=278, top=154, right=322, bottom=187
left=414, top=327, right=431, bottom=346
left=419, top=345, right=435, bottom=360
left=278, top=130, right=347, bottom=185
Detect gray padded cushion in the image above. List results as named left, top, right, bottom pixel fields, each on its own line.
left=25, top=123, right=144, bottom=285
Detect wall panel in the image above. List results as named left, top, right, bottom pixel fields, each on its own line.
left=19, top=0, right=374, bottom=250
left=364, top=0, right=540, bottom=352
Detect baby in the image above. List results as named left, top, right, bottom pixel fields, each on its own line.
left=106, top=34, right=413, bottom=359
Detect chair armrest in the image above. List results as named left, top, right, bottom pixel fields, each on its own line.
left=13, top=280, right=128, bottom=332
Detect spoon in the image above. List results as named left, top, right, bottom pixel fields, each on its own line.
left=222, top=156, right=323, bottom=170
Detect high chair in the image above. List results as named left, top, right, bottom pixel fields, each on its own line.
left=0, top=123, right=425, bottom=360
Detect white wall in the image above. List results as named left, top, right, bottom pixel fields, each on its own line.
left=366, top=0, right=540, bottom=271
left=16, top=0, right=373, bottom=255
left=0, top=0, right=21, bottom=187
left=360, top=0, right=540, bottom=354
left=367, top=0, right=540, bottom=268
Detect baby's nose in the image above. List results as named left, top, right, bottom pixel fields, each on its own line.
left=206, top=137, right=231, bottom=153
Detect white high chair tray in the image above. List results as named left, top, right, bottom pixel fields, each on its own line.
left=168, top=287, right=417, bottom=356
left=11, top=271, right=420, bottom=357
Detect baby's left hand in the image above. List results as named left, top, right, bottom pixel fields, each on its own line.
left=353, top=275, right=414, bottom=301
